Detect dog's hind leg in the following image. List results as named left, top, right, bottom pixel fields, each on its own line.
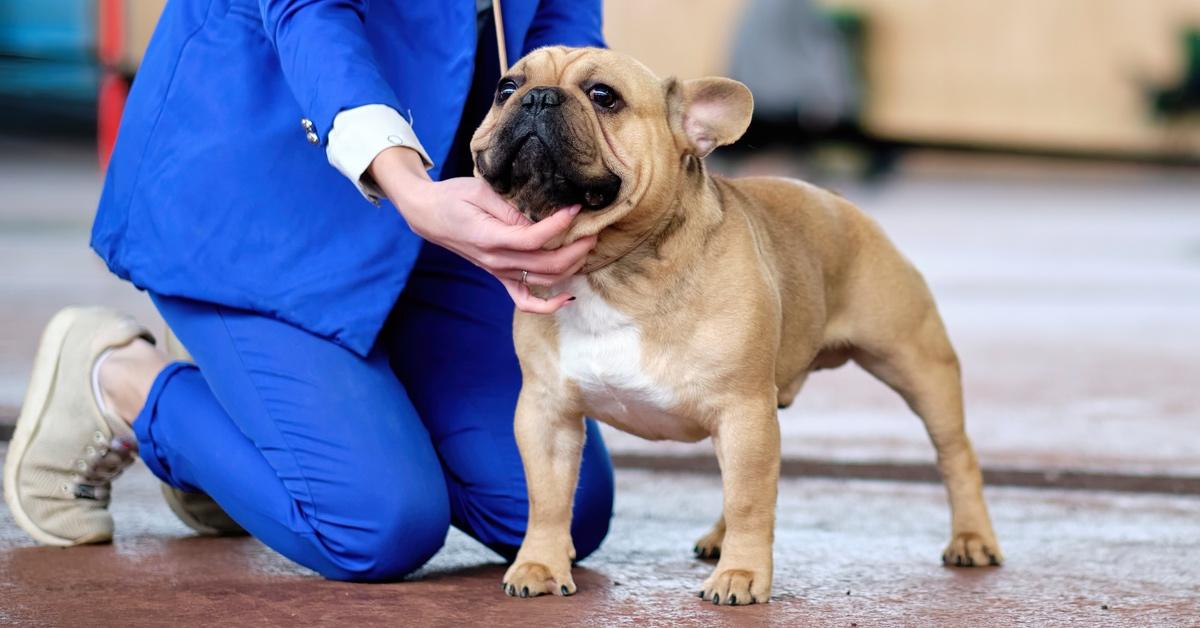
left=851, top=309, right=1003, bottom=568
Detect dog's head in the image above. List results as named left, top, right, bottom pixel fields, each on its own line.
left=471, top=46, right=753, bottom=243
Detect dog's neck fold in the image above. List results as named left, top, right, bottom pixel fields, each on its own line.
left=580, top=158, right=722, bottom=277
left=578, top=223, right=663, bottom=274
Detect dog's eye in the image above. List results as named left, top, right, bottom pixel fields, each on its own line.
left=496, top=79, right=519, bottom=104
left=587, top=84, right=619, bottom=110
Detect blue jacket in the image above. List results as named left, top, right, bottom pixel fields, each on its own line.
left=91, top=0, right=603, bottom=355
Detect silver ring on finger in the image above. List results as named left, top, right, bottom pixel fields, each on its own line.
left=520, top=269, right=529, bottom=286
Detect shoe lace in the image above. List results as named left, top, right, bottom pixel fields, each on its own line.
left=61, top=431, right=137, bottom=501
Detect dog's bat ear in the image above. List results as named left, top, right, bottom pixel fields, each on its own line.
left=666, top=77, right=754, bottom=158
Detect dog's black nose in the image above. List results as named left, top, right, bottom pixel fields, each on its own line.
left=521, top=87, right=563, bottom=114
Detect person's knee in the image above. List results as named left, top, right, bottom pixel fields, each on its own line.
left=317, top=492, right=451, bottom=582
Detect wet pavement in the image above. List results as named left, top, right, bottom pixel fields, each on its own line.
left=2, top=445, right=1198, bottom=627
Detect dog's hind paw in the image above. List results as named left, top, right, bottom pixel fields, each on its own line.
left=693, top=518, right=725, bottom=560
left=693, top=531, right=722, bottom=560
left=942, top=532, right=1003, bottom=567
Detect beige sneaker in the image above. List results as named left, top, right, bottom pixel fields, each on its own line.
left=157, top=327, right=246, bottom=537
left=3, top=306, right=152, bottom=546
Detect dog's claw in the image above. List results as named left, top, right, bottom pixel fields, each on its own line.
left=506, top=584, right=516, bottom=597
left=729, top=595, right=738, bottom=605
left=711, top=593, right=720, bottom=605
left=520, top=586, right=530, bottom=598
left=561, top=585, right=570, bottom=596
left=698, top=589, right=705, bottom=598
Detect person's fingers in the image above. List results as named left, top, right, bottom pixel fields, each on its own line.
left=500, top=269, right=559, bottom=287
left=500, top=250, right=588, bottom=286
left=469, top=180, right=532, bottom=227
left=488, top=205, right=582, bottom=251
left=499, top=278, right=575, bottom=314
left=484, top=235, right=596, bottom=275
left=558, top=253, right=589, bottom=282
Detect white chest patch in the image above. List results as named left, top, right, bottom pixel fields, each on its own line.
left=555, top=278, right=702, bottom=442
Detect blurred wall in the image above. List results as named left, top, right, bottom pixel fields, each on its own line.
left=30, top=0, right=1200, bottom=158
left=822, top=0, right=1200, bottom=157
left=606, top=0, right=1200, bottom=158
left=604, top=0, right=744, bottom=79
left=119, top=0, right=166, bottom=74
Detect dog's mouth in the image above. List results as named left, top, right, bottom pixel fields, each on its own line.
left=480, top=131, right=622, bottom=222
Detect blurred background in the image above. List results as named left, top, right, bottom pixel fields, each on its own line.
left=2, top=0, right=1199, bottom=479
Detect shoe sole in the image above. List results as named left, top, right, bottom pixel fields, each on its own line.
left=3, top=308, right=108, bottom=546
left=160, top=484, right=225, bottom=536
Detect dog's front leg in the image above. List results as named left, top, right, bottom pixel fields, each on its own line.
left=503, top=388, right=584, bottom=599
left=701, top=396, right=780, bottom=605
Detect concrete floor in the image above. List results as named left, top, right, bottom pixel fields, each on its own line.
left=2, top=447, right=1198, bottom=627
left=2, top=138, right=1199, bottom=625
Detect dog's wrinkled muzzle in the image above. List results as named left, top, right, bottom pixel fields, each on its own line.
left=477, top=92, right=622, bottom=222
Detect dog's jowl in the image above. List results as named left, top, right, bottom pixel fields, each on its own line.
left=471, top=46, right=1002, bottom=606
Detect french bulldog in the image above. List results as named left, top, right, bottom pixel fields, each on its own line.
left=471, top=46, right=1002, bottom=606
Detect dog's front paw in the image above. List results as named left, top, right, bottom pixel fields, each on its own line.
left=699, top=565, right=771, bottom=605
left=502, top=559, right=576, bottom=599
left=942, top=532, right=1003, bottom=567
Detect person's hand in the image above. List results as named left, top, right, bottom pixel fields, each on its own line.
left=369, top=146, right=594, bottom=314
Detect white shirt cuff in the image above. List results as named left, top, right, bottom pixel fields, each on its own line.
left=326, top=104, right=434, bottom=204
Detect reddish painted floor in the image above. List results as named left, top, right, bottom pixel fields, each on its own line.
left=2, top=448, right=1198, bottom=627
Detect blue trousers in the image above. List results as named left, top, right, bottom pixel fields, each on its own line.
left=132, top=244, right=614, bottom=581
